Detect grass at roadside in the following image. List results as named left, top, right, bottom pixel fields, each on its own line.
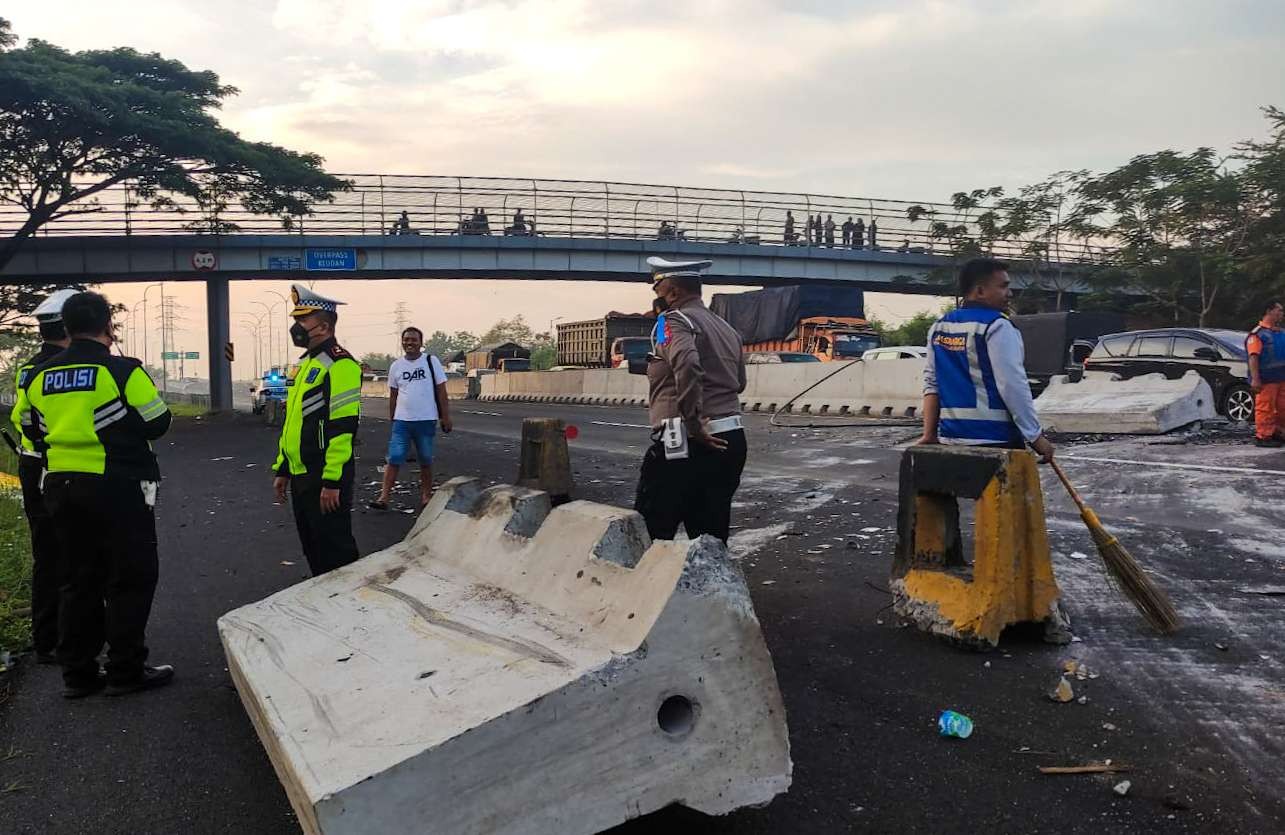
left=165, top=401, right=208, bottom=418
left=0, top=487, right=31, bottom=657
left=0, top=442, right=17, bottom=479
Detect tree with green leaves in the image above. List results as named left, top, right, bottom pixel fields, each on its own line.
left=0, top=26, right=350, bottom=275
left=360, top=353, right=396, bottom=373
left=478, top=315, right=537, bottom=347
left=1074, top=148, right=1258, bottom=326
left=423, top=330, right=479, bottom=359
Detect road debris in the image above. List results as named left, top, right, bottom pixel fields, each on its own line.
left=1113, top=780, right=1132, bottom=796
left=937, top=710, right=974, bottom=739
left=1039, top=762, right=1131, bottom=775
left=1237, top=586, right=1285, bottom=595
left=1049, top=676, right=1075, bottom=703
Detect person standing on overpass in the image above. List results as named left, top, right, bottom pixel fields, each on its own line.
left=273, top=284, right=363, bottom=575
left=634, top=257, right=748, bottom=544
left=917, top=258, right=1054, bottom=462
left=9, top=288, right=75, bottom=664
left=1246, top=300, right=1285, bottom=447
left=369, top=326, right=453, bottom=511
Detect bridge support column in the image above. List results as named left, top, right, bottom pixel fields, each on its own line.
left=206, top=276, right=232, bottom=413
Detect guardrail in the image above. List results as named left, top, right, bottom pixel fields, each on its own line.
left=1, top=175, right=1106, bottom=265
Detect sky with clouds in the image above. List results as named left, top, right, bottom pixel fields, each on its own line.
left=6, top=0, right=1283, bottom=377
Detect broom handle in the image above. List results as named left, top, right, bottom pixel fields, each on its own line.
left=1049, top=459, right=1090, bottom=515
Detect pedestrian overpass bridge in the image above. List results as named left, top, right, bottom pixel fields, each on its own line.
left=0, top=174, right=1095, bottom=410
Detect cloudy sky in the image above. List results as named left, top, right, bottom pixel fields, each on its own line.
left=7, top=0, right=1283, bottom=376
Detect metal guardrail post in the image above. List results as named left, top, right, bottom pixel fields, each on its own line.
left=604, top=183, right=610, bottom=239
left=568, top=197, right=576, bottom=238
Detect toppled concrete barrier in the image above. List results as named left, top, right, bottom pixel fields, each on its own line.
left=218, top=477, right=790, bottom=835
left=891, top=446, right=1066, bottom=649
left=1035, top=370, right=1216, bottom=434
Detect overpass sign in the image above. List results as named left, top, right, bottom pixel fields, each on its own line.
left=306, top=248, right=356, bottom=271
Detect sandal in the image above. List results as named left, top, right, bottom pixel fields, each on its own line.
left=366, top=500, right=390, bottom=511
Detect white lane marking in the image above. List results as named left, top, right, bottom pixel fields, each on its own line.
left=1063, top=454, right=1285, bottom=476
left=461, top=410, right=504, bottom=416
left=590, top=421, right=651, bottom=429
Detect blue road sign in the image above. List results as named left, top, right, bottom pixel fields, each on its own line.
left=305, top=248, right=357, bottom=271
left=267, top=256, right=302, bottom=270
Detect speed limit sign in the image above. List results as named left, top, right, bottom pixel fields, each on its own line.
left=191, top=250, right=217, bottom=271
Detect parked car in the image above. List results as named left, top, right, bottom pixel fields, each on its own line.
left=861, top=346, right=927, bottom=361
left=744, top=351, right=822, bottom=364
left=1083, top=328, right=1253, bottom=421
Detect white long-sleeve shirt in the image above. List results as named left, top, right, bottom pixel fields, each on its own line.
left=922, top=315, right=1043, bottom=443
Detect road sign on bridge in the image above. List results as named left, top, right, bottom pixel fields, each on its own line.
left=305, top=247, right=357, bottom=270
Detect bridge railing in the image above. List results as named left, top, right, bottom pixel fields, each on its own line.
left=0, top=174, right=1107, bottom=263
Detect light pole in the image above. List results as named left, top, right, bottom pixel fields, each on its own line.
left=252, top=300, right=281, bottom=373
left=264, top=289, right=290, bottom=370
left=141, top=282, right=163, bottom=371
left=240, top=313, right=266, bottom=379
left=130, top=300, right=146, bottom=358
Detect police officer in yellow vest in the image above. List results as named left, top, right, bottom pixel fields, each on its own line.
left=272, top=284, right=363, bottom=575
left=20, top=291, right=173, bottom=698
left=9, top=288, right=75, bottom=663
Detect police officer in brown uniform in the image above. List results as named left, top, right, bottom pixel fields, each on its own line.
left=634, top=257, right=747, bottom=543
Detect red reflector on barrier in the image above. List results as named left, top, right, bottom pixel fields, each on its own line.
left=565, top=425, right=579, bottom=440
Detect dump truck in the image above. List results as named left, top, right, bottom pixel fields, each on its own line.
left=556, top=313, right=656, bottom=367
left=465, top=341, right=531, bottom=372
left=710, top=286, right=881, bottom=361
left=1011, top=311, right=1127, bottom=396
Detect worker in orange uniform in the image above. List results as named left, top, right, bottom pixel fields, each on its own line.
left=1246, top=300, right=1285, bottom=447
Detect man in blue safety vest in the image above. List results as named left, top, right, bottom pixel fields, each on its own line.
left=917, top=258, right=1054, bottom=462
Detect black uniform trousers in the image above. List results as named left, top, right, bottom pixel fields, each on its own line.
left=634, top=428, right=748, bottom=544
left=18, top=455, right=62, bottom=655
left=42, top=473, right=158, bottom=688
left=290, top=469, right=359, bottom=576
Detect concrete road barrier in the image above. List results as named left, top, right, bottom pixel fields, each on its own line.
left=1036, top=370, right=1216, bottom=434
left=891, top=447, right=1066, bottom=649
left=479, top=360, right=924, bottom=416
left=218, top=477, right=791, bottom=835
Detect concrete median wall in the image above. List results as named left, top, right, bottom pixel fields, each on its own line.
left=218, top=477, right=791, bottom=835
left=480, top=359, right=924, bottom=416
left=1035, top=370, right=1216, bottom=434
left=361, top=377, right=475, bottom=400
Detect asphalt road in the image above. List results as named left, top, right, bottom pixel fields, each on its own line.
left=1, top=401, right=1282, bottom=833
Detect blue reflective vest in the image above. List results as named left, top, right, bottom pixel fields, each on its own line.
left=929, top=306, right=1022, bottom=445
left=1249, top=326, right=1285, bottom=384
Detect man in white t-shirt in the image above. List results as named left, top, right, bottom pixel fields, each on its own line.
left=369, top=327, right=453, bottom=510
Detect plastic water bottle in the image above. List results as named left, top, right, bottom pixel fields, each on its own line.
left=938, top=710, right=974, bottom=739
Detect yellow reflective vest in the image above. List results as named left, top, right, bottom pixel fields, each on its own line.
left=10, top=342, right=64, bottom=456
left=274, top=338, right=362, bottom=487
left=21, top=339, right=171, bottom=480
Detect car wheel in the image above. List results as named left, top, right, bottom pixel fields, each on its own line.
left=1223, top=385, right=1254, bottom=422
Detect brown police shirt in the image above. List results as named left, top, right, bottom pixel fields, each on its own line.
left=646, top=298, right=747, bottom=431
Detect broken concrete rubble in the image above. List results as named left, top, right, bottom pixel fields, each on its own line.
left=218, top=477, right=791, bottom=835
left=1035, top=371, right=1216, bottom=435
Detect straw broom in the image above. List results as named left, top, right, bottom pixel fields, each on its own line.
left=1049, top=460, right=1180, bottom=634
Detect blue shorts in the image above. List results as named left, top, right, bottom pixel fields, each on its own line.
left=387, top=419, right=437, bottom=466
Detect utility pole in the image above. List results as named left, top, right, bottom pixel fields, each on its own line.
left=393, top=301, right=411, bottom=348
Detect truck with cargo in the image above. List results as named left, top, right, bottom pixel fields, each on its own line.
left=710, top=286, right=881, bottom=361
left=556, top=313, right=655, bottom=367
left=465, top=341, right=531, bottom=372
